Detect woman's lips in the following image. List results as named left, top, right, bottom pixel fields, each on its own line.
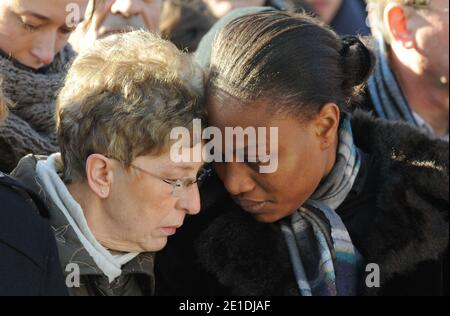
left=236, top=199, right=268, bottom=214
left=160, top=227, right=179, bottom=236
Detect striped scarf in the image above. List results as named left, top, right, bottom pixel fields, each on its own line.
left=280, top=116, right=363, bottom=296
left=367, top=37, right=417, bottom=125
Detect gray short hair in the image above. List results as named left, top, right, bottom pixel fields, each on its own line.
left=57, top=30, right=206, bottom=183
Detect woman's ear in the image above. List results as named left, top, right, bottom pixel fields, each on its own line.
left=85, top=154, right=113, bottom=199
left=385, top=3, right=415, bottom=49
left=314, top=103, right=340, bottom=151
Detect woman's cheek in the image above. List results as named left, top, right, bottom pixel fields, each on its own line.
left=1, top=28, right=27, bottom=55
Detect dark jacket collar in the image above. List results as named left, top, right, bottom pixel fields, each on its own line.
left=194, top=110, right=449, bottom=295
left=349, top=110, right=449, bottom=293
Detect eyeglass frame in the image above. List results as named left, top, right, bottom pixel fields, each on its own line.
left=104, top=155, right=211, bottom=197
left=129, top=163, right=211, bottom=197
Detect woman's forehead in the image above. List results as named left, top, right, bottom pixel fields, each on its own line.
left=11, top=0, right=87, bottom=24
left=208, top=98, right=280, bottom=126
left=136, top=145, right=205, bottom=171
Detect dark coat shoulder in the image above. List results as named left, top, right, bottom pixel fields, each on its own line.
left=0, top=173, right=68, bottom=296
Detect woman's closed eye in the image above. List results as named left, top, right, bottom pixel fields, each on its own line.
left=164, top=170, right=209, bottom=187
left=20, top=19, right=41, bottom=32
left=163, top=179, right=197, bottom=192
left=59, top=25, right=76, bottom=35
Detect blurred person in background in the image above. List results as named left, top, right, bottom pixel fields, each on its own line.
left=161, top=0, right=215, bottom=52
left=195, top=1, right=313, bottom=66
left=12, top=31, right=206, bottom=296
left=162, top=0, right=312, bottom=53
left=305, top=0, right=370, bottom=35
left=202, top=0, right=286, bottom=19
left=365, top=0, right=449, bottom=140
left=70, top=0, right=162, bottom=52
left=0, top=0, right=88, bottom=173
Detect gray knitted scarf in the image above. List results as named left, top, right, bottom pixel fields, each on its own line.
left=0, top=46, right=75, bottom=172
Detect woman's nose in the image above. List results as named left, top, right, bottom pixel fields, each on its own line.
left=218, top=162, right=255, bottom=197
left=176, top=184, right=201, bottom=215
left=30, top=32, right=57, bottom=66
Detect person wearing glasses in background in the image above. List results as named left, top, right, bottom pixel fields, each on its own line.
left=11, top=30, right=206, bottom=296
left=304, top=0, right=370, bottom=35
left=364, top=0, right=449, bottom=140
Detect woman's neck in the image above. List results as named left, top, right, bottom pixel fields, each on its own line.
left=67, top=182, right=142, bottom=253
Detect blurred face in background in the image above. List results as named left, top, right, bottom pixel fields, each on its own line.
left=0, top=0, right=87, bottom=69
left=305, top=0, right=343, bottom=24
left=71, top=0, right=162, bottom=51
left=406, top=0, right=449, bottom=85
left=203, top=0, right=266, bottom=19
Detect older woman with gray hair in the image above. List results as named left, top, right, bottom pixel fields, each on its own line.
left=11, top=30, right=206, bottom=296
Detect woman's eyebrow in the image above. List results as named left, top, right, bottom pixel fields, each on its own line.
left=173, top=163, right=207, bottom=172
left=20, top=11, right=50, bottom=21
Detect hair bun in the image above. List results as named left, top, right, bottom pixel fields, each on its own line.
left=340, top=35, right=375, bottom=92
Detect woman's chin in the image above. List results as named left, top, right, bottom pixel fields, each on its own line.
left=253, top=212, right=283, bottom=224
left=251, top=208, right=298, bottom=224
left=138, top=237, right=168, bottom=253
left=9, top=56, right=45, bottom=71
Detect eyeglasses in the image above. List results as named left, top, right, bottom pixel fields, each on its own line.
left=130, top=164, right=211, bottom=197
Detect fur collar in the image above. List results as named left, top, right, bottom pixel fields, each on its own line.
left=194, top=111, right=449, bottom=295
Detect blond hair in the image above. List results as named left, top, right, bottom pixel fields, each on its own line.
left=0, top=84, right=10, bottom=123
left=367, top=0, right=431, bottom=43
left=57, top=30, right=205, bottom=183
